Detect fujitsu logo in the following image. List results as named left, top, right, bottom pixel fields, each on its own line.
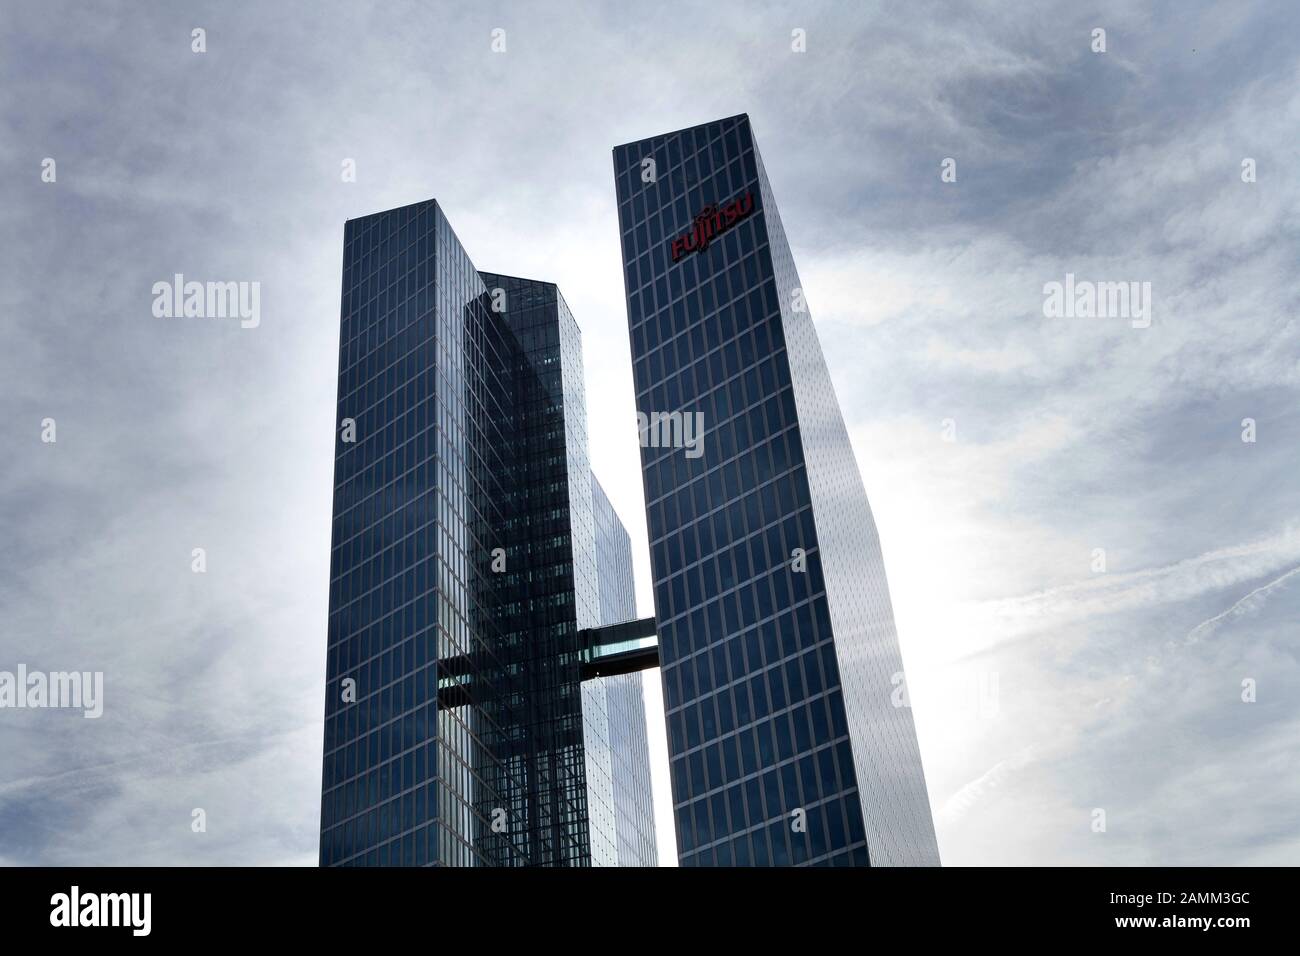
left=669, top=192, right=755, bottom=261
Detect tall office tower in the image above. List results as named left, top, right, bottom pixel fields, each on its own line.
left=319, top=202, right=652, bottom=866
left=612, top=115, right=940, bottom=866
left=592, top=477, right=637, bottom=625
left=585, top=477, right=659, bottom=867
left=321, top=200, right=517, bottom=867
left=477, top=271, right=603, bottom=867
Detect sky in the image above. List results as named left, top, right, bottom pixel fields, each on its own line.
left=2, top=0, right=1298, bottom=866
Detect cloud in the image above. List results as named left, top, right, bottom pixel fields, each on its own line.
left=3, top=0, right=1299, bottom=867
left=962, top=528, right=1300, bottom=654
left=1182, top=564, right=1300, bottom=645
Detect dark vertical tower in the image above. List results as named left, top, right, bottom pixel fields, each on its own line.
left=321, top=200, right=523, bottom=867
left=321, top=204, right=626, bottom=866
left=478, top=271, right=603, bottom=866
left=612, top=115, right=940, bottom=866
left=586, top=476, right=660, bottom=867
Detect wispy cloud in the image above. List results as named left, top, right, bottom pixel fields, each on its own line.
left=965, top=528, right=1300, bottom=652
left=2, top=0, right=1298, bottom=867
left=1182, top=564, right=1300, bottom=645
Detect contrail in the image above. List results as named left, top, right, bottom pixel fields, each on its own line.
left=1182, top=565, right=1300, bottom=644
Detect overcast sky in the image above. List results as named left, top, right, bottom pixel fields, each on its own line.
left=2, top=0, right=1298, bottom=866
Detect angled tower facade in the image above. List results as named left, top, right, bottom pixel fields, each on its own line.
left=585, top=476, right=659, bottom=867
left=320, top=202, right=654, bottom=866
left=612, top=115, right=940, bottom=866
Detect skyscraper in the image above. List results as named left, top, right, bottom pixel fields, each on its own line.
left=612, top=115, right=940, bottom=866
left=585, top=477, right=659, bottom=867
left=319, top=201, right=655, bottom=866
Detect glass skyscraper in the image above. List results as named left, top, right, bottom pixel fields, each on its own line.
left=584, top=477, right=659, bottom=867
left=612, top=115, right=940, bottom=866
left=320, top=201, right=655, bottom=866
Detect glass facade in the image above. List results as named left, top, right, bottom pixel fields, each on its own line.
left=478, top=271, right=600, bottom=866
left=320, top=204, right=652, bottom=866
left=321, top=200, right=519, bottom=867
left=585, top=477, right=659, bottom=867
left=612, top=115, right=940, bottom=866
left=591, top=477, right=637, bottom=625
